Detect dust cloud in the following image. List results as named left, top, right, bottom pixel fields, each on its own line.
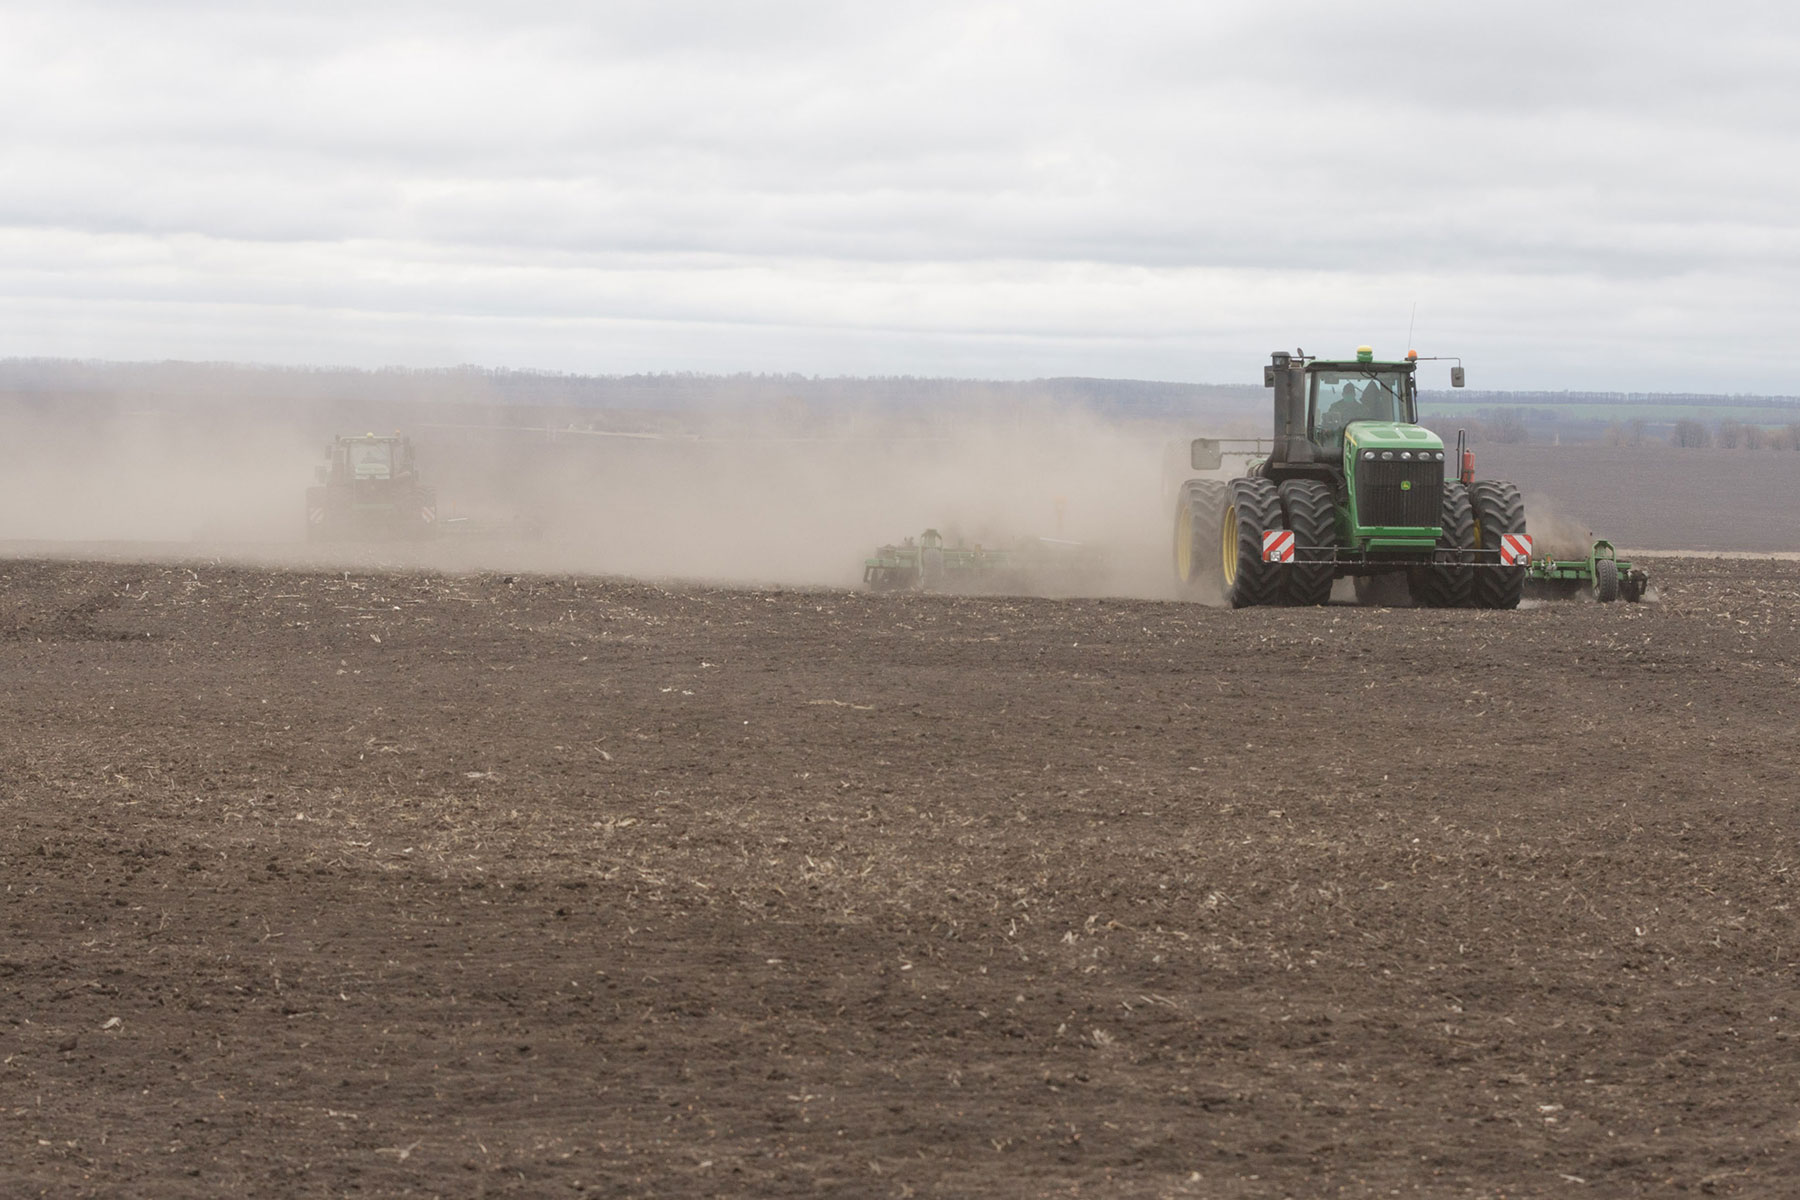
left=0, top=394, right=1195, bottom=598
left=1522, top=491, right=1597, bottom=560
left=0, top=405, right=319, bottom=544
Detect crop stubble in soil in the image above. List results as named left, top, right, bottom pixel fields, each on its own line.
left=2, top=556, right=1798, bottom=1197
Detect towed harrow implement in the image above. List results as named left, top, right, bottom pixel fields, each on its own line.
left=864, top=529, right=1104, bottom=593
left=864, top=529, right=1013, bottom=591
left=1522, top=539, right=1648, bottom=603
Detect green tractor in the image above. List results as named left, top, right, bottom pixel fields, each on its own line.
left=1174, top=346, right=1530, bottom=608
left=306, top=433, right=439, bottom=542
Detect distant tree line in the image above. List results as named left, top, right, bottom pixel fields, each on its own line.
left=1665, top=418, right=1800, bottom=449
left=1426, top=389, right=1800, bottom=410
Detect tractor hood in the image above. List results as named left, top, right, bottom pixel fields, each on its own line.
left=1343, top=422, right=1444, bottom=453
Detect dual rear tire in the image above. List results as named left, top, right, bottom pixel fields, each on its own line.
left=1408, top=481, right=1476, bottom=608
left=1469, top=480, right=1528, bottom=610
left=1278, top=481, right=1335, bottom=606
left=1219, top=479, right=1286, bottom=608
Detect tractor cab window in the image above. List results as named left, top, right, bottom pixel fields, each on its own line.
left=1310, top=370, right=1411, bottom=454
left=348, top=441, right=395, bottom=480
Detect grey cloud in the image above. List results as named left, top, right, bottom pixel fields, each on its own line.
left=2, top=0, right=1798, bottom=389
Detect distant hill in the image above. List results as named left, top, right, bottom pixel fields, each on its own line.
left=0, top=358, right=1262, bottom=427
left=6, top=358, right=1797, bottom=444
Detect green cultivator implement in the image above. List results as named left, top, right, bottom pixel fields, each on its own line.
left=865, top=529, right=1105, bottom=593
left=864, top=529, right=1013, bottom=591
left=1524, top=539, right=1649, bottom=603
left=1174, top=345, right=1534, bottom=609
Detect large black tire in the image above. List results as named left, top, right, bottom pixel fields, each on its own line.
left=1408, top=481, right=1476, bottom=608
left=1173, top=480, right=1225, bottom=594
left=1219, top=478, right=1284, bottom=608
left=1594, top=557, right=1620, bottom=603
left=1278, top=480, right=1336, bottom=606
left=1469, top=480, right=1527, bottom=610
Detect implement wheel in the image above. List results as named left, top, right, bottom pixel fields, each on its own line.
left=1409, top=481, right=1475, bottom=608
left=1469, top=480, right=1527, bottom=610
left=1594, top=557, right=1620, bottom=603
left=1278, top=480, right=1335, bottom=606
left=1219, top=477, right=1284, bottom=608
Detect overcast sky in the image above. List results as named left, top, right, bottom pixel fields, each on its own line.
left=2, top=0, right=1797, bottom=390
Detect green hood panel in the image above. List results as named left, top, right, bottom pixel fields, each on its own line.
left=1344, top=422, right=1444, bottom=452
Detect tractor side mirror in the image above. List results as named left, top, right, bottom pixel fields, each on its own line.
left=1263, top=366, right=1276, bottom=388
left=1190, top=438, right=1223, bottom=471
left=1450, top=366, right=1465, bottom=388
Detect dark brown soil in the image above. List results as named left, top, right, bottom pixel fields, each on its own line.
left=3, top=556, right=1799, bottom=1197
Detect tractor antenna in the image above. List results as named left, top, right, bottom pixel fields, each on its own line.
left=1406, top=302, right=1417, bottom=352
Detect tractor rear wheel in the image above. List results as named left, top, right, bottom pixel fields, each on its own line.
left=1594, top=557, right=1620, bottom=603
left=1219, top=478, right=1284, bottom=608
left=1409, top=481, right=1476, bottom=607
left=1278, top=480, right=1336, bottom=606
left=1173, top=480, right=1225, bottom=594
left=1469, top=480, right=1527, bottom=610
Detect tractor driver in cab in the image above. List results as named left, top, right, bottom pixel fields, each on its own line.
left=1316, top=374, right=1407, bottom=454
left=1316, top=381, right=1372, bottom=452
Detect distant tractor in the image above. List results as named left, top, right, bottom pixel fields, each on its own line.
left=1173, top=347, right=1530, bottom=608
left=306, top=434, right=438, bottom=542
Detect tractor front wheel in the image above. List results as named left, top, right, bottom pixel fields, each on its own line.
left=1278, top=480, right=1335, bottom=606
left=1219, top=478, right=1284, bottom=608
left=1409, top=481, right=1476, bottom=607
left=1469, top=480, right=1528, bottom=610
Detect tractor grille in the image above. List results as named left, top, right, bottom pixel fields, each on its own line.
left=1357, top=458, right=1443, bottom=528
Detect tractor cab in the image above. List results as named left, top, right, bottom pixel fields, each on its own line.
left=324, top=434, right=416, bottom=485
left=1309, top=358, right=1416, bottom=458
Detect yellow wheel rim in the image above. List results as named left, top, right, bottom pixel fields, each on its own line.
left=1220, top=503, right=1238, bottom=586
left=1175, top=504, right=1193, bottom=581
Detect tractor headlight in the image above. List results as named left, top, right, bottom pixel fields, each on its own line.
left=1381, top=451, right=1394, bottom=460
left=1434, top=451, right=1445, bottom=461
left=1400, top=451, right=1412, bottom=460
left=1362, top=450, right=1376, bottom=460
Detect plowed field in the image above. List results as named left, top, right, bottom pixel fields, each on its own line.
left=3, top=556, right=1798, bottom=1197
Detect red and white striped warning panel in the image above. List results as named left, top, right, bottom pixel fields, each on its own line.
left=307, top=507, right=325, bottom=525
left=1500, top=533, right=1533, bottom=565
left=421, top=506, right=437, bottom=524
left=1261, top=530, right=1295, bottom=563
